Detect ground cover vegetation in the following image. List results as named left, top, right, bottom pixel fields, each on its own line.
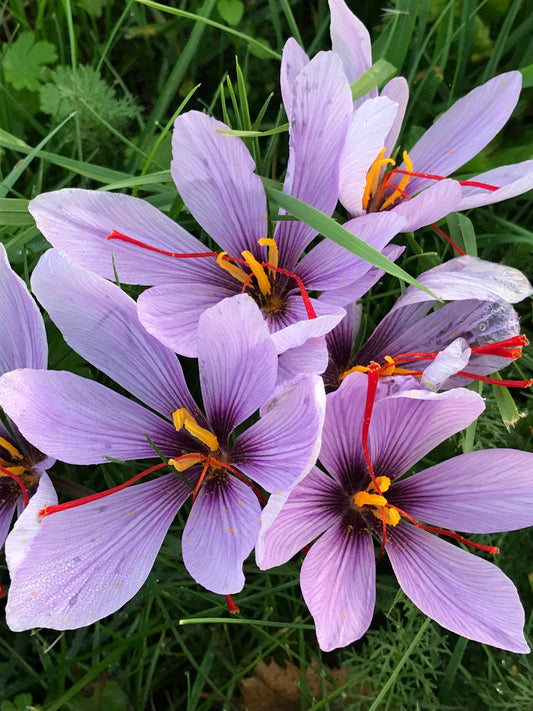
left=0, top=0, right=532, bottom=709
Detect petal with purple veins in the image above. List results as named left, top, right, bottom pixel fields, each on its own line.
left=395, top=179, right=462, bottom=230
left=276, top=336, right=328, bottom=390
left=339, top=96, right=398, bottom=216
left=256, top=466, right=341, bottom=569
left=269, top=300, right=345, bottom=353
left=171, top=111, right=267, bottom=257
left=0, top=244, right=47, bottom=373
left=29, top=189, right=205, bottom=285
left=405, top=72, right=522, bottom=193
left=301, top=523, right=376, bottom=652
left=420, top=338, right=471, bottom=391
left=32, top=250, right=197, bottom=417
left=6, top=471, right=191, bottom=630
left=137, top=279, right=238, bottom=358
left=392, top=449, right=533, bottom=534
left=381, top=77, right=409, bottom=158
left=329, top=0, right=373, bottom=91
left=457, top=160, right=533, bottom=210
left=232, top=373, right=325, bottom=493
left=182, top=475, right=261, bottom=594
left=280, top=38, right=309, bottom=119
left=199, top=295, right=278, bottom=439
left=0, top=370, right=178, bottom=464
left=387, top=522, right=529, bottom=653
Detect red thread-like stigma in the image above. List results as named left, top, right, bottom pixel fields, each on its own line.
left=0, top=465, right=30, bottom=508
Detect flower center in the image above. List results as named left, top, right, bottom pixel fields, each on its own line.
left=362, top=148, right=414, bottom=212
left=353, top=476, right=401, bottom=526
left=0, top=436, right=38, bottom=507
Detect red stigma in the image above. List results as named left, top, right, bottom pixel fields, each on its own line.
left=225, top=594, right=240, bottom=613
left=106, top=230, right=219, bottom=259
left=0, top=465, right=30, bottom=508
left=392, top=169, right=499, bottom=192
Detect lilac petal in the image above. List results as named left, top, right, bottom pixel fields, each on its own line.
left=276, top=337, right=328, bottom=390
left=6, top=471, right=190, bottom=630
left=297, top=211, right=405, bottom=291
left=199, top=295, right=278, bottom=438
left=277, top=51, right=353, bottom=266
left=0, top=499, right=17, bottom=551
left=405, top=72, right=522, bottom=194
left=0, top=370, right=177, bottom=464
left=32, top=250, right=196, bottom=417
left=339, top=96, right=398, bottom=216
left=270, top=302, right=345, bottom=354
left=392, top=449, right=533, bottom=534
left=319, top=244, right=405, bottom=306
left=182, top=475, right=261, bottom=594
left=29, top=189, right=207, bottom=286
left=387, top=522, right=529, bottom=653
left=232, top=373, right=325, bottom=492
left=421, top=338, right=471, bottom=390
left=394, top=179, right=462, bottom=231
left=381, top=77, right=409, bottom=158
left=319, top=372, right=369, bottom=487
left=394, top=256, right=533, bottom=309
left=357, top=299, right=519, bottom=368
left=301, top=523, right=376, bottom=652
left=171, top=111, right=267, bottom=257
left=0, top=244, right=47, bottom=373
left=329, top=0, right=373, bottom=89
left=137, top=280, right=238, bottom=358
left=326, top=301, right=362, bottom=368
left=369, top=386, right=485, bottom=479
left=457, top=160, right=533, bottom=210
left=256, top=466, right=340, bottom=568
left=280, top=38, right=310, bottom=119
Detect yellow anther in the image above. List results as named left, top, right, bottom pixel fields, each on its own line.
left=0, top=436, right=23, bottom=460
left=216, top=251, right=249, bottom=284
left=258, top=238, right=279, bottom=272
left=0, top=465, right=25, bottom=477
left=169, top=456, right=203, bottom=472
left=241, top=250, right=271, bottom=296
left=370, top=475, right=391, bottom=493
left=381, top=507, right=401, bottom=526
left=381, top=150, right=413, bottom=211
left=362, top=147, right=395, bottom=210
left=172, top=409, right=219, bottom=452
left=354, top=491, right=388, bottom=508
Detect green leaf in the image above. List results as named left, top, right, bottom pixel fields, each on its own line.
left=0, top=198, right=32, bottom=225
left=520, top=63, right=533, bottom=89
left=264, top=186, right=437, bottom=298
left=491, top=374, right=524, bottom=430
left=2, top=31, right=57, bottom=92
left=446, top=212, right=477, bottom=256
left=77, top=0, right=110, bottom=17
left=217, top=122, right=289, bottom=138
left=351, top=58, right=397, bottom=101
left=217, top=0, right=244, bottom=25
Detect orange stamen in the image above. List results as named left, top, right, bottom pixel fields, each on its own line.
left=0, top=465, right=30, bottom=508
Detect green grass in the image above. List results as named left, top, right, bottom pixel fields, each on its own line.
left=1, top=0, right=532, bottom=708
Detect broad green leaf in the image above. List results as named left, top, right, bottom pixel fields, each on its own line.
left=2, top=31, right=57, bottom=92
left=217, top=0, right=244, bottom=25
left=446, top=212, right=477, bottom=256
left=520, top=63, right=533, bottom=89
left=265, top=187, right=437, bottom=298
left=351, top=58, right=397, bottom=101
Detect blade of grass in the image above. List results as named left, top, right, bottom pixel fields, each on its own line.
left=351, top=58, right=397, bottom=101
left=134, top=0, right=282, bottom=60
left=265, top=186, right=438, bottom=298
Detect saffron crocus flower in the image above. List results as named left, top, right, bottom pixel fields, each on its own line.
left=0, top=244, right=54, bottom=552
left=324, top=0, right=533, bottom=236
left=27, top=47, right=406, bottom=362
left=257, top=371, right=533, bottom=653
left=0, top=251, right=325, bottom=630
left=321, top=255, right=533, bottom=391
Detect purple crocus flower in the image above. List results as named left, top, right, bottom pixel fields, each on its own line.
left=321, top=256, right=533, bottom=391
left=0, top=250, right=325, bottom=630
left=257, top=371, right=533, bottom=653
left=323, top=0, right=533, bottom=235
left=0, top=244, right=54, bottom=552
